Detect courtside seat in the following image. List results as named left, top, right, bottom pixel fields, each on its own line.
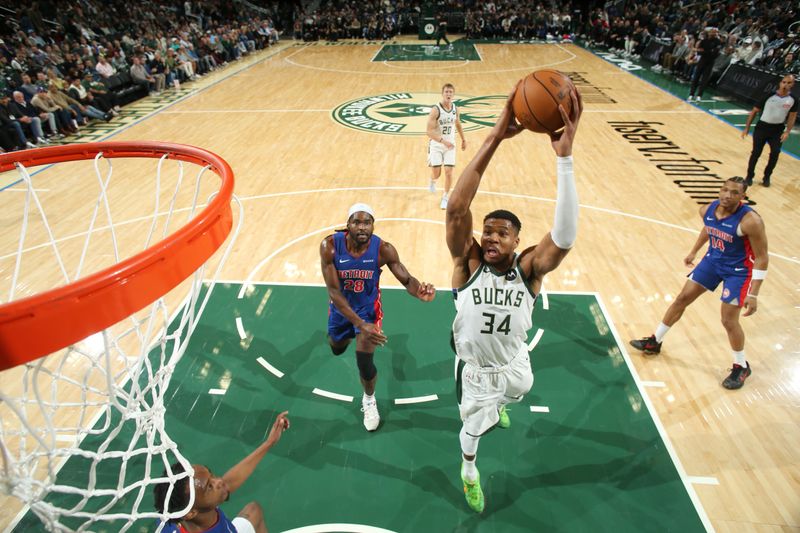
left=106, top=72, right=148, bottom=105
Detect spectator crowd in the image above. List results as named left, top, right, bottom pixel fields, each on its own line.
left=0, top=0, right=293, bottom=152
left=2, top=0, right=797, bottom=152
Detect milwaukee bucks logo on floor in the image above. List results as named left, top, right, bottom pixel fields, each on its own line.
left=332, top=93, right=505, bottom=135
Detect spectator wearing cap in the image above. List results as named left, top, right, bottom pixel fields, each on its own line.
left=31, top=87, right=72, bottom=136
left=66, top=77, right=112, bottom=120
left=7, top=90, right=49, bottom=145
left=81, top=72, right=120, bottom=114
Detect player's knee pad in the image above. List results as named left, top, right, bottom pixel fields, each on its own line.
left=356, top=351, right=377, bottom=381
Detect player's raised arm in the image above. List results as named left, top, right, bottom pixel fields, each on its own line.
left=523, top=88, right=583, bottom=280
left=445, top=88, right=523, bottom=261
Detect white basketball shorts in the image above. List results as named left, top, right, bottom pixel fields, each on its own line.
left=456, top=349, right=533, bottom=436
left=428, top=140, right=456, bottom=167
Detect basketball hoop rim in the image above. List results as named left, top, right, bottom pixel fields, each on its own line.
left=0, top=141, right=235, bottom=370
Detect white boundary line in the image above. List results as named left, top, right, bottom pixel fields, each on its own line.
left=527, top=328, right=545, bottom=351
left=529, top=405, right=550, bottom=413
left=256, top=356, right=285, bottom=378
left=312, top=388, right=353, bottom=403
left=208, top=388, right=227, bottom=395
left=594, top=292, right=715, bottom=532
left=687, top=476, right=720, bottom=486
left=284, top=41, right=577, bottom=75
left=642, top=380, right=667, bottom=388
left=235, top=316, right=247, bottom=340
left=4, top=186, right=797, bottom=265
left=282, top=524, right=397, bottom=533
left=394, top=394, right=439, bottom=405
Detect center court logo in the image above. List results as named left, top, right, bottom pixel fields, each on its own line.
left=332, top=93, right=505, bottom=135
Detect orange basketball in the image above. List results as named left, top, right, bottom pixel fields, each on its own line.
left=512, top=70, right=576, bottom=134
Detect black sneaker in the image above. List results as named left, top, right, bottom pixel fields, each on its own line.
left=761, top=179, right=770, bottom=188
left=630, top=335, right=662, bottom=354
left=722, top=362, right=751, bottom=389
left=745, top=177, right=753, bottom=186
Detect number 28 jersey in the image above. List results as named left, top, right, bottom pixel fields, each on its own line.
left=452, top=257, right=537, bottom=368
left=332, top=231, right=382, bottom=311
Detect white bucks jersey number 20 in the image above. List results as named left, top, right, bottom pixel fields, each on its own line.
left=452, top=260, right=537, bottom=368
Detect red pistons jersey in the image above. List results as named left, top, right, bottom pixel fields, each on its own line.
left=332, top=231, right=382, bottom=309
left=702, top=200, right=754, bottom=268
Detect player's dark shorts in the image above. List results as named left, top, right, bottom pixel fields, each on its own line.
left=327, top=302, right=383, bottom=342
left=688, top=255, right=752, bottom=306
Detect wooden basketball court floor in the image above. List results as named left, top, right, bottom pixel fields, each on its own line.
left=1, top=39, right=799, bottom=532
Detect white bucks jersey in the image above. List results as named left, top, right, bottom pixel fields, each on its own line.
left=435, top=103, right=457, bottom=144
left=452, top=258, right=537, bottom=368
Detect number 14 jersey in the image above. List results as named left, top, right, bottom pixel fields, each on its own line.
left=703, top=200, right=754, bottom=267
left=452, top=256, right=537, bottom=368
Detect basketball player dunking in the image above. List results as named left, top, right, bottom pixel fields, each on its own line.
left=427, top=83, right=466, bottom=210
left=446, top=86, right=582, bottom=512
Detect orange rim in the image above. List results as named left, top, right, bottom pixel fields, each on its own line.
left=0, top=142, right=234, bottom=370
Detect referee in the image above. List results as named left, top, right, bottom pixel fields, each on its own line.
left=742, top=74, right=797, bottom=187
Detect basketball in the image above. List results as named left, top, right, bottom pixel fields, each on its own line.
left=512, top=70, right=576, bottom=134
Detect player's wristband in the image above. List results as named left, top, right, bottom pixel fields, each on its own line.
left=752, top=269, right=767, bottom=280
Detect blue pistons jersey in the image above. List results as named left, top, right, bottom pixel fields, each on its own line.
left=331, top=231, right=382, bottom=312
left=702, top=200, right=754, bottom=267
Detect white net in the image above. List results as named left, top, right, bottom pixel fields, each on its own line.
left=0, top=146, right=240, bottom=532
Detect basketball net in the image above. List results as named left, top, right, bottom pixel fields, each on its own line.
left=0, top=143, right=240, bottom=532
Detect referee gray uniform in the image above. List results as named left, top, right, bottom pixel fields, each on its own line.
left=745, top=89, right=798, bottom=186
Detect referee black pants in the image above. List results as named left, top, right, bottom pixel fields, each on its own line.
left=746, top=122, right=784, bottom=184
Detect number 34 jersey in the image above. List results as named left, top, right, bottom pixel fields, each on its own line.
left=452, top=257, right=537, bottom=368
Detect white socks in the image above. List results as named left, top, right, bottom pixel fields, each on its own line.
left=654, top=322, right=670, bottom=343
left=461, top=456, right=478, bottom=482
left=363, top=393, right=375, bottom=404
left=732, top=350, right=747, bottom=367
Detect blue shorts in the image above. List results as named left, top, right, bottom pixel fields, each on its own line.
left=688, top=255, right=752, bottom=307
left=327, top=302, right=383, bottom=342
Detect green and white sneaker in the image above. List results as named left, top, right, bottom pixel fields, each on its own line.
left=497, top=406, right=510, bottom=429
left=461, top=463, right=485, bottom=513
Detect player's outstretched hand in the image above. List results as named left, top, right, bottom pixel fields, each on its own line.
left=416, top=282, right=436, bottom=302
left=683, top=253, right=697, bottom=268
left=361, top=322, right=388, bottom=346
left=742, top=295, right=758, bottom=316
left=266, top=411, right=290, bottom=448
left=491, top=85, right=525, bottom=141
left=549, top=88, right=583, bottom=157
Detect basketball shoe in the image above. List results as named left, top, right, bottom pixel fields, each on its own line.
left=630, top=335, right=662, bottom=354
left=722, top=362, right=751, bottom=390
left=461, top=463, right=484, bottom=513
left=361, top=397, right=380, bottom=431
left=497, top=405, right=510, bottom=429
left=429, top=179, right=436, bottom=193
left=440, top=194, right=448, bottom=209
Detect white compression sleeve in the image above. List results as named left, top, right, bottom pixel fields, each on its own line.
left=550, top=155, right=578, bottom=249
